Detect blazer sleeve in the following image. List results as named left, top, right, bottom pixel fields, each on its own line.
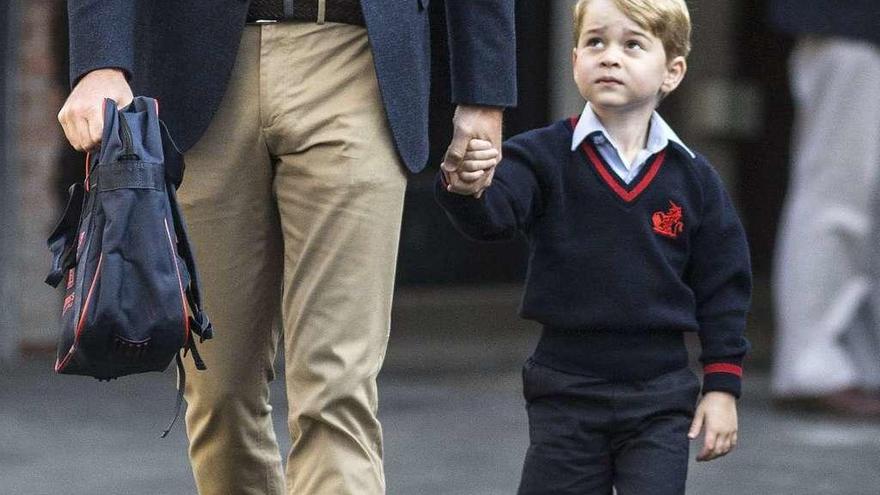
left=434, top=137, right=543, bottom=241
left=67, top=0, right=138, bottom=87
left=444, top=0, right=517, bottom=107
left=685, top=161, right=752, bottom=398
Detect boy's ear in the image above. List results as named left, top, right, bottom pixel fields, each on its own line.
left=571, top=47, right=579, bottom=81
left=661, top=56, right=687, bottom=94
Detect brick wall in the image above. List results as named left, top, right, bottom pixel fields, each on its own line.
left=15, top=0, right=67, bottom=349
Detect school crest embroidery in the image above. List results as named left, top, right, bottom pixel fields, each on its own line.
left=652, top=201, right=684, bottom=239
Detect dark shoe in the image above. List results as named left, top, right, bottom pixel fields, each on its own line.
left=773, top=388, right=880, bottom=419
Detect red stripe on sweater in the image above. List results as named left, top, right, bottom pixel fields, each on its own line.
left=703, top=363, right=743, bottom=377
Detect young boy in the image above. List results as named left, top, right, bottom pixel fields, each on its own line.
left=436, top=0, right=751, bottom=493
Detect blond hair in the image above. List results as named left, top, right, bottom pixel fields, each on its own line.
left=573, top=0, right=692, bottom=60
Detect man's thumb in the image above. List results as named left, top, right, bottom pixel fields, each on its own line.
left=444, top=130, right=469, bottom=170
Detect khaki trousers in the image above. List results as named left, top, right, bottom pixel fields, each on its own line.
left=178, top=22, right=407, bottom=495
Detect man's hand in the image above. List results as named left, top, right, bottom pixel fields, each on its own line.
left=442, top=105, right=503, bottom=198
left=442, top=139, right=499, bottom=196
left=689, top=391, right=738, bottom=462
left=58, top=68, right=134, bottom=152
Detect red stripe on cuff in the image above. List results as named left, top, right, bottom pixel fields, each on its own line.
left=703, top=363, right=743, bottom=377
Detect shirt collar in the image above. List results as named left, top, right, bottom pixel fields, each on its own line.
left=570, top=103, right=696, bottom=159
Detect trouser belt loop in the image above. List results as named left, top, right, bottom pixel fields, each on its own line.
left=317, top=0, right=326, bottom=24
left=283, top=0, right=294, bottom=18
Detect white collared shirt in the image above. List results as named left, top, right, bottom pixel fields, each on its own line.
left=570, top=103, right=695, bottom=184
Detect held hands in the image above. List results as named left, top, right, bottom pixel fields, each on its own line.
left=688, top=391, right=738, bottom=462
left=58, top=68, right=134, bottom=152
left=442, top=104, right=503, bottom=198
left=442, top=138, right=500, bottom=197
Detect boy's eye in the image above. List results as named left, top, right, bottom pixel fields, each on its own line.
left=585, top=37, right=603, bottom=47
left=625, top=40, right=644, bottom=50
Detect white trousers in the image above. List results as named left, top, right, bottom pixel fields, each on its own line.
left=772, top=37, right=880, bottom=396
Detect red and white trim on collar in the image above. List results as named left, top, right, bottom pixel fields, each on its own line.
left=569, top=116, right=667, bottom=203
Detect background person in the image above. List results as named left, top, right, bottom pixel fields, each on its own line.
left=769, top=0, right=880, bottom=417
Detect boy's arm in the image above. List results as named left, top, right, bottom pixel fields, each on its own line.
left=435, top=139, right=543, bottom=241
left=685, top=162, right=752, bottom=399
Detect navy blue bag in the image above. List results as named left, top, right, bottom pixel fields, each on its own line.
left=45, top=96, right=212, bottom=435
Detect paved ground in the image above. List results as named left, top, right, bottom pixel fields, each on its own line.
left=2, top=287, right=880, bottom=494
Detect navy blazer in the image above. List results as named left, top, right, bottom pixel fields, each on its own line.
left=67, top=0, right=517, bottom=173
left=768, top=0, right=880, bottom=46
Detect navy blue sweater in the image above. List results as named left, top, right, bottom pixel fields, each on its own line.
left=436, top=118, right=751, bottom=397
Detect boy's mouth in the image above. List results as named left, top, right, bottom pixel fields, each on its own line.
left=595, top=77, right=623, bottom=85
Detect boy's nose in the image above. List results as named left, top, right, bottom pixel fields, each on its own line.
left=599, top=48, right=622, bottom=67
left=600, top=56, right=621, bottom=68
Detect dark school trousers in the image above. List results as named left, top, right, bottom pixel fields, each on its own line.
left=517, top=358, right=701, bottom=495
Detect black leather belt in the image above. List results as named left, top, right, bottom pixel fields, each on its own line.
left=246, top=0, right=366, bottom=27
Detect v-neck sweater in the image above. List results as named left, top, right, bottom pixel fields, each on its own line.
left=435, top=118, right=752, bottom=397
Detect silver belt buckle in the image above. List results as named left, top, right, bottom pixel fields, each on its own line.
left=248, top=19, right=279, bottom=24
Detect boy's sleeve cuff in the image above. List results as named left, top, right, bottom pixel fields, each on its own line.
left=439, top=169, right=450, bottom=189
left=435, top=170, right=477, bottom=208
left=701, top=362, right=742, bottom=398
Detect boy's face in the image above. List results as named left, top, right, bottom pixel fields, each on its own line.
left=572, top=0, right=686, bottom=116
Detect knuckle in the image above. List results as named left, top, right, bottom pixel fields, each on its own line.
left=70, top=101, right=88, bottom=115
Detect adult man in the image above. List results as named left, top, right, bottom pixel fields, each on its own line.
left=58, top=1, right=516, bottom=493
left=769, top=0, right=880, bottom=417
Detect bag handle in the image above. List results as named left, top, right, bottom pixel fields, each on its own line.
left=45, top=183, right=85, bottom=287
